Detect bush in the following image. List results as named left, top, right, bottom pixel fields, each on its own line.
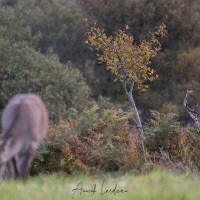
left=16, top=0, right=87, bottom=64
left=0, top=6, right=92, bottom=121
left=32, top=107, right=144, bottom=175
left=145, top=110, right=200, bottom=172
left=32, top=108, right=200, bottom=175
left=145, top=110, right=179, bottom=151
left=0, top=41, right=92, bottom=121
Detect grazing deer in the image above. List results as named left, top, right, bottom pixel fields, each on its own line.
left=0, top=94, right=48, bottom=180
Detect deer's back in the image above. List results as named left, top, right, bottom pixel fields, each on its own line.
left=1, top=94, right=48, bottom=142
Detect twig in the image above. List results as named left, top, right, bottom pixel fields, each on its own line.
left=184, top=90, right=200, bottom=130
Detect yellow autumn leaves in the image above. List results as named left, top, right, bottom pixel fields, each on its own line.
left=84, top=18, right=166, bottom=91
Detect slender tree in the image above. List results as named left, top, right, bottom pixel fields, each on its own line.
left=84, top=18, right=167, bottom=138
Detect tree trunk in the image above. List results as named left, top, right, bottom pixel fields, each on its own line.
left=123, top=80, right=145, bottom=139
left=128, top=94, right=145, bottom=139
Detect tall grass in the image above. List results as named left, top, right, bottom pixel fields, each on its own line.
left=0, top=170, right=200, bottom=200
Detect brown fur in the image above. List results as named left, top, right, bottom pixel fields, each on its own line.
left=0, top=94, right=48, bottom=180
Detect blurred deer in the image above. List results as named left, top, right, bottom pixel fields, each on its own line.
left=0, top=94, right=48, bottom=180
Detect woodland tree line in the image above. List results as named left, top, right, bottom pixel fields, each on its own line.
left=0, top=0, right=200, bottom=175
left=0, top=0, right=199, bottom=122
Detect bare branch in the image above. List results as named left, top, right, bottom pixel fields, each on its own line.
left=130, top=80, right=134, bottom=95
left=184, top=90, right=200, bottom=130
left=184, top=90, right=193, bottom=108
left=123, top=79, right=129, bottom=96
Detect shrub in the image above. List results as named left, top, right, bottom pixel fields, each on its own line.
left=0, top=6, right=92, bottom=121
left=145, top=110, right=200, bottom=172
left=0, top=41, right=92, bottom=121
left=145, top=110, right=179, bottom=151
left=31, top=108, right=200, bottom=175
left=32, top=106, right=143, bottom=175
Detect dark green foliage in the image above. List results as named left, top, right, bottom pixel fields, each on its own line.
left=143, top=110, right=200, bottom=172
left=80, top=0, right=200, bottom=115
left=0, top=6, right=92, bottom=121
left=145, top=110, right=179, bottom=151
left=74, top=105, right=99, bottom=136
left=81, top=0, right=200, bottom=48
left=16, top=0, right=87, bottom=64
left=1, top=0, right=198, bottom=117
left=0, top=43, right=92, bottom=120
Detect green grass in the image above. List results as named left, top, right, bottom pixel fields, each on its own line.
left=0, top=171, right=200, bottom=200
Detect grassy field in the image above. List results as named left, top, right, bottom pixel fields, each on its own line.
left=0, top=170, right=200, bottom=200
